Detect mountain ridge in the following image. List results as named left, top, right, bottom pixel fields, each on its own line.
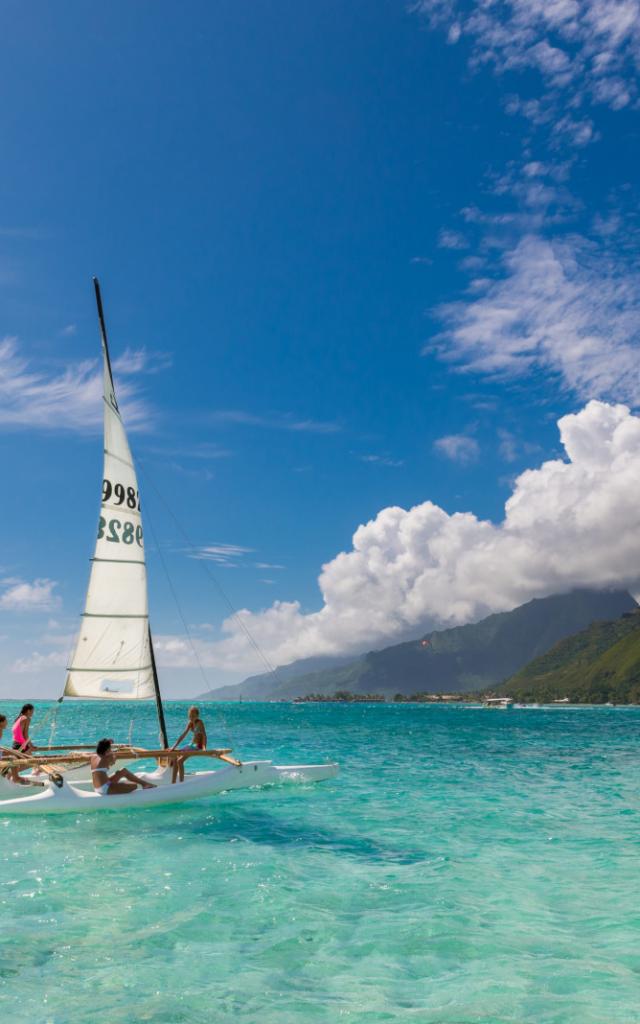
left=499, top=609, right=640, bottom=703
left=198, top=589, right=637, bottom=701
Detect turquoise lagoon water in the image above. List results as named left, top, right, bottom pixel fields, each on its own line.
left=1, top=700, right=639, bottom=1024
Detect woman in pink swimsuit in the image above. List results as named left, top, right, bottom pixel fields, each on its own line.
left=12, top=703, right=35, bottom=754
left=5, top=705, right=40, bottom=786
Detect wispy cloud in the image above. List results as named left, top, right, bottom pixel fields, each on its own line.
left=254, top=562, right=285, bottom=570
left=432, top=234, right=640, bottom=404
left=0, top=337, right=156, bottom=432
left=415, top=0, right=640, bottom=142
left=438, top=228, right=469, bottom=250
left=357, top=453, right=405, bottom=467
left=0, top=226, right=46, bottom=240
left=433, top=434, right=480, bottom=464
left=0, top=578, right=60, bottom=612
left=190, top=543, right=254, bottom=566
left=113, top=347, right=172, bottom=375
left=210, top=410, right=341, bottom=434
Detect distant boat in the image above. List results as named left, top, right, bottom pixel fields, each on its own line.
left=482, top=697, right=514, bottom=710
left=552, top=697, right=570, bottom=704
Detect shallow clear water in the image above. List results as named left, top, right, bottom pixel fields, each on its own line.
left=1, top=700, right=639, bottom=1023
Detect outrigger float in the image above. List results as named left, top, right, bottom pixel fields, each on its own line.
left=0, top=280, right=337, bottom=815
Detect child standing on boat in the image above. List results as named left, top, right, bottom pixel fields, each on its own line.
left=170, top=706, right=207, bottom=783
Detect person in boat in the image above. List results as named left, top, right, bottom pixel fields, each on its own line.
left=1, top=713, right=42, bottom=786
left=12, top=703, right=36, bottom=753
left=91, top=738, right=156, bottom=795
left=170, top=706, right=207, bottom=783
left=0, top=714, right=9, bottom=778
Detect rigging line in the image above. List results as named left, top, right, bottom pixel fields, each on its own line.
left=141, top=487, right=235, bottom=748
left=138, top=460, right=287, bottom=688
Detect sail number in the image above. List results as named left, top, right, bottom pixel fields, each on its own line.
left=97, top=517, right=144, bottom=547
left=102, top=478, right=140, bottom=510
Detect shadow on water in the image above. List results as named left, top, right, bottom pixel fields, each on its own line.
left=27, top=795, right=427, bottom=866
left=172, top=804, right=427, bottom=865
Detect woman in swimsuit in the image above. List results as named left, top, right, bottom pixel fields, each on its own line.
left=170, top=706, right=207, bottom=783
left=91, top=738, right=156, bottom=795
left=12, top=703, right=35, bottom=753
left=0, top=715, right=8, bottom=776
left=5, top=704, right=40, bottom=785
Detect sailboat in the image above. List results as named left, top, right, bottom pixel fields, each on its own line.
left=0, top=280, right=337, bottom=814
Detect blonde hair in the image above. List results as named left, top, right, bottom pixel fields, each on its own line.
left=188, top=706, right=200, bottom=718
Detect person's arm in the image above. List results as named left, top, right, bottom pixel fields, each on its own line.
left=200, top=723, right=207, bottom=748
left=170, top=725, right=190, bottom=750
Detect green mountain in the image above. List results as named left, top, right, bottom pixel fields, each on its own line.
left=500, top=609, right=640, bottom=703
left=197, top=654, right=354, bottom=701
left=200, top=589, right=637, bottom=701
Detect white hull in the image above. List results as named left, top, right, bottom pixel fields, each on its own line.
left=0, top=760, right=338, bottom=815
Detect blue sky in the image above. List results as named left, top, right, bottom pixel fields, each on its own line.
left=2, top=1, right=640, bottom=698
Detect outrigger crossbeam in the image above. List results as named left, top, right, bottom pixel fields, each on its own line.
left=0, top=746, right=242, bottom=771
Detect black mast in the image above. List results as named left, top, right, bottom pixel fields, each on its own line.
left=148, top=628, right=169, bottom=749
left=93, top=277, right=117, bottom=397
left=93, top=277, right=169, bottom=750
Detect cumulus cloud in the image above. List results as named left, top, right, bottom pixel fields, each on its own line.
left=433, top=434, right=480, bottom=463
left=153, top=400, right=640, bottom=674
left=414, top=0, right=640, bottom=131
left=0, top=337, right=155, bottom=432
left=11, top=649, right=68, bottom=673
left=433, top=234, right=640, bottom=404
left=0, top=578, right=60, bottom=611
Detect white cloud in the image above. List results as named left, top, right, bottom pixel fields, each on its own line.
left=112, top=347, right=172, bottom=375
left=191, top=543, right=253, bottom=566
left=358, top=453, right=405, bottom=467
left=10, top=649, right=68, bottom=673
left=433, top=234, right=640, bottom=404
left=414, top=0, right=640, bottom=130
left=438, top=229, right=469, bottom=250
left=0, top=337, right=154, bottom=432
left=0, top=578, right=60, bottom=612
left=210, top=410, right=341, bottom=434
left=154, top=400, right=640, bottom=674
left=434, top=434, right=480, bottom=463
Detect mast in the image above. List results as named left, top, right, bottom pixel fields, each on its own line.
left=84, top=277, right=168, bottom=746
left=148, top=628, right=169, bottom=749
left=93, top=277, right=116, bottom=389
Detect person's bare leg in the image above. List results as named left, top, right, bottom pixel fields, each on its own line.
left=171, top=759, right=179, bottom=784
left=106, top=781, right=138, bottom=795
left=113, top=767, right=155, bottom=789
left=10, top=767, right=34, bottom=786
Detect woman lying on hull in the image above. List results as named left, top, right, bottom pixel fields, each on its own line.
left=91, top=738, right=156, bottom=795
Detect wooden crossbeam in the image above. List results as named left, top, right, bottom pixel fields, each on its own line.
left=0, top=746, right=241, bottom=771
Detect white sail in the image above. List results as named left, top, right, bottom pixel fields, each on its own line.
left=64, top=318, right=154, bottom=700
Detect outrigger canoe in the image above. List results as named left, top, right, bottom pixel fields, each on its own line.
left=0, top=759, right=339, bottom=815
